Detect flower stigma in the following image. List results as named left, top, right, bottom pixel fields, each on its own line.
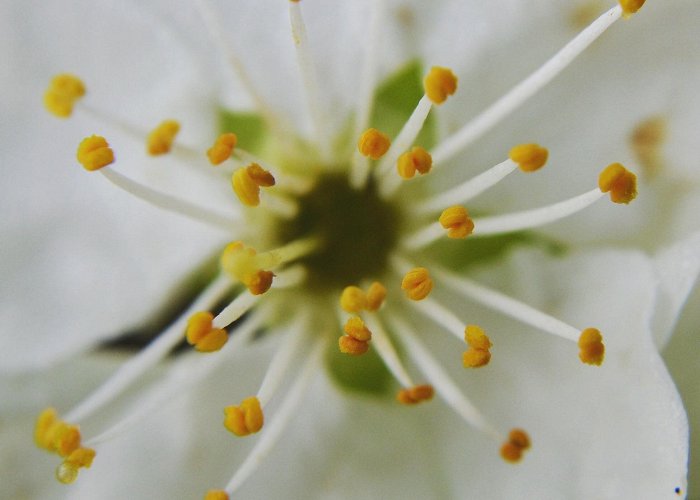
left=35, top=0, right=651, bottom=496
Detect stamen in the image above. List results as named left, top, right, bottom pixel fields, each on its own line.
left=224, top=397, right=264, bottom=437
left=204, top=491, right=229, bottom=500
left=146, top=120, right=180, bottom=156
left=500, top=429, right=532, bottom=463
left=508, top=143, right=549, bottom=172
left=43, top=74, right=85, bottom=118
left=63, top=274, right=232, bottom=423
left=222, top=339, right=325, bottom=495
left=388, top=315, right=501, bottom=440
left=220, top=239, right=316, bottom=294
left=463, top=325, right=493, bottom=368
left=288, top=0, right=332, bottom=161
left=186, top=311, right=229, bottom=353
left=352, top=0, right=386, bottom=141
left=358, top=128, right=391, bottom=160
left=232, top=163, right=276, bottom=207
left=207, top=133, right=238, bottom=165
left=55, top=447, right=96, bottom=484
left=99, top=167, right=238, bottom=231
left=340, top=286, right=367, bottom=313
left=430, top=5, right=624, bottom=166
left=598, top=162, right=637, bottom=204
left=366, top=282, right=388, bottom=311
left=376, top=65, right=457, bottom=194
left=423, top=66, right=458, bottom=105
left=339, top=316, right=371, bottom=355
left=469, top=189, right=604, bottom=237
left=396, top=385, right=434, bottom=405
left=396, top=147, right=433, bottom=180
left=413, top=143, right=548, bottom=216
left=401, top=267, right=434, bottom=301
left=619, top=0, right=646, bottom=17
left=431, top=264, right=605, bottom=365
left=439, top=206, right=474, bottom=239
left=578, top=327, right=605, bottom=365
left=76, top=135, right=115, bottom=171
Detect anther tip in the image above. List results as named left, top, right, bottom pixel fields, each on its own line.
left=598, top=163, right=637, bottom=204
left=509, top=144, right=548, bottom=172
left=424, top=66, right=458, bottom=104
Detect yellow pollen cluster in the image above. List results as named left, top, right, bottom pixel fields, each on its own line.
left=340, top=282, right=388, bottom=313
left=578, top=327, right=605, bottom=365
left=186, top=311, right=229, bottom=352
left=397, top=146, right=433, bottom=179
left=424, top=66, right=458, bottom=105
left=397, top=384, right=435, bottom=405
left=220, top=241, right=275, bottom=295
left=147, top=119, right=180, bottom=156
left=207, top=132, right=238, bottom=165
left=339, top=316, right=372, bottom=355
left=224, top=397, right=264, bottom=437
left=439, top=206, right=474, bottom=239
left=619, top=0, right=646, bottom=16
left=598, top=163, right=637, bottom=204
left=34, top=408, right=96, bottom=484
left=76, top=135, right=115, bottom=171
left=358, top=128, right=391, bottom=160
left=204, top=490, right=229, bottom=500
left=401, top=267, right=433, bottom=301
left=500, top=428, right=531, bottom=463
left=463, top=325, right=493, bottom=368
left=509, top=143, right=549, bottom=172
left=232, top=163, right=276, bottom=206
left=43, top=73, right=85, bottom=118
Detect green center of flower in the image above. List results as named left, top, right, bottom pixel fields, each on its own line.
left=276, top=172, right=401, bottom=292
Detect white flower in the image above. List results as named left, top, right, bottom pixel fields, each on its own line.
left=1, top=0, right=699, bottom=498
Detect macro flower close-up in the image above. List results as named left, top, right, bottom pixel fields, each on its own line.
left=2, top=0, right=700, bottom=499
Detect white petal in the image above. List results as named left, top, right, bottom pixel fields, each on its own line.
left=652, top=230, right=700, bottom=348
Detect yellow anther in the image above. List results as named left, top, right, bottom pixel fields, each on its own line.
left=397, top=146, right=433, bottom=179
left=366, top=282, right=388, bottom=311
left=204, top=491, right=230, bottom=500
left=619, top=0, right=645, bottom=16
left=224, top=397, right=264, bottom=437
left=186, top=311, right=229, bottom=353
left=35, top=407, right=59, bottom=450
left=439, top=206, right=475, bottom=239
left=56, top=463, right=79, bottom=484
left=401, top=267, right=433, bottom=301
left=463, top=325, right=493, bottom=368
left=598, top=163, right=637, bottom=204
left=500, top=428, right=531, bottom=463
left=578, top=327, right=605, bottom=366
left=232, top=163, right=276, bottom=207
left=220, top=241, right=275, bottom=294
left=397, top=384, right=434, bottom=405
left=509, top=143, right=549, bottom=172
left=344, top=316, right=372, bottom=342
left=358, top=128, right=391, bottom=160
left=43, top=74, right=85, bottom=118
left=338, top=334, right=370, bottom=356
left=63, top=447, right=96, bottom=469
left=46, top=421, right=81, bottom=457
left=147, top=119, right=180, bottom=156
left=340, top=286, right=367, bottom=313
left=244, top=270, right=275, bottom=295
left=76, top=135, right=115, bottom=171
left=424, top=66, right=458, bottom=105
left=630, top=116, right=666, bottom=179
left=55, top=447, right=95, bottom=483
left=207, top=133, right=238, bottom=165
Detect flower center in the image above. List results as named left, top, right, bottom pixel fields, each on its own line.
left=276, top=172, right=401, bottom=292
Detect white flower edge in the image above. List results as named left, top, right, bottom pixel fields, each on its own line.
left=1, top=243, right=689, bottom=498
